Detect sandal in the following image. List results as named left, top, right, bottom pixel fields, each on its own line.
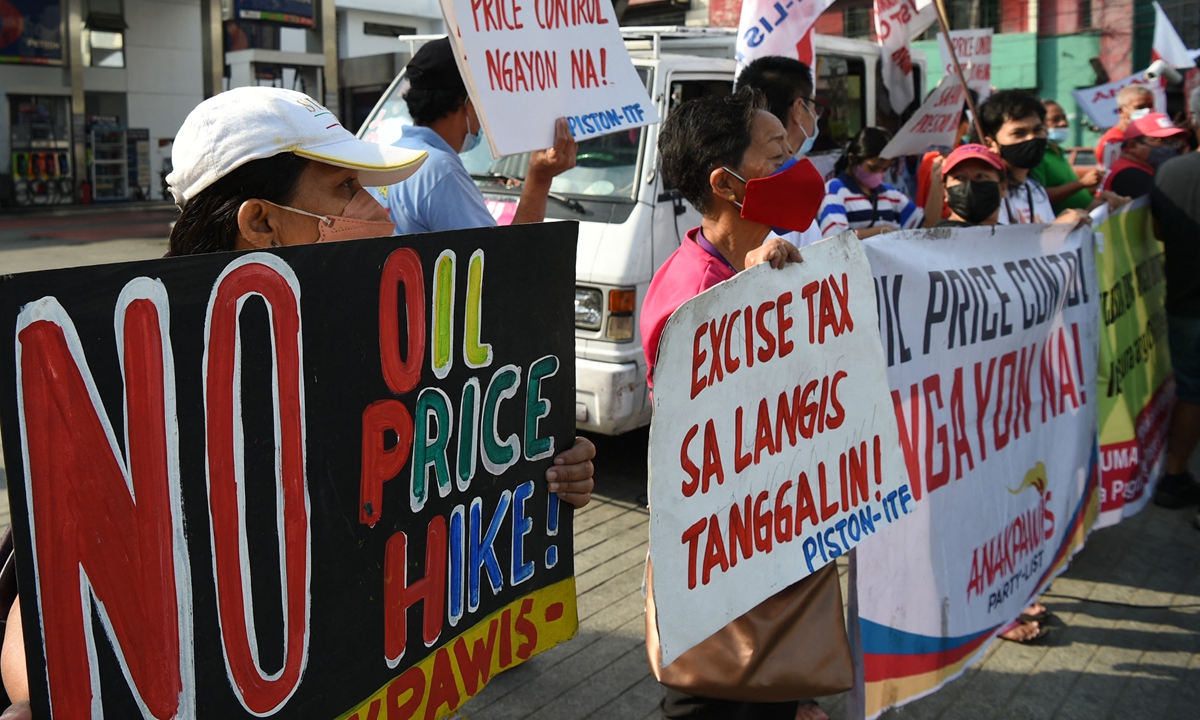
left=999, top=619, right=1052, bottom=645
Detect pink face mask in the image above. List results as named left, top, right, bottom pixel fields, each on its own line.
left=263, top=188, right=395, bottom=243
left=853, top=164, right=886, bottom=190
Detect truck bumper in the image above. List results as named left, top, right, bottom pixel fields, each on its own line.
left=575, top=357, right=650, bottom=436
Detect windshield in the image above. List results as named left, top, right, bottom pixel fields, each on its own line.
left=359, top=68, right=652, bottom=201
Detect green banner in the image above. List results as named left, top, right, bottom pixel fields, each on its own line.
left=1094, top=202, right=1173, bottom=526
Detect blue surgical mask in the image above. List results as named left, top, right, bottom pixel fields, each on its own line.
left=1047, top=127, right=1070, bottom=145
left=796, top=121, right=818, bottom=157
left=460, top=110, right=481, bottom=154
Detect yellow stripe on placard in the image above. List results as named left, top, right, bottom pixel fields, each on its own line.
left=336, top=578, right=579, bottom=720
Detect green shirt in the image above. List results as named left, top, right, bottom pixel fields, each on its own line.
left=1030, top=143, right=1093, bottom=213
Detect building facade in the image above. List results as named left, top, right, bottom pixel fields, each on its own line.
left=0, top=0, right=445, bottom=207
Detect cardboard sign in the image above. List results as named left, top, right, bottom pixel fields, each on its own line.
left=1071, top=70, right=1167, bottom=129
left=439, top=0, right=658, bottom=156
left=936, top=28, right=992, bottom=101
left=0, top=223, right=579, bottom=719
left=855, top=222, right=1099, bottom=719
left=880, top=74, right=964, bottom=158
left=647, top=232, right=909, bottom=666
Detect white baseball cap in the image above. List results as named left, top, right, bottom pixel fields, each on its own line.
left=167, top=87, right=426, bottom=208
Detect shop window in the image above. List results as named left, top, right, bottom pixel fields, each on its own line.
left=84, top=0, right=126, bottom=67
left=844, top=6, right=872, bottom=40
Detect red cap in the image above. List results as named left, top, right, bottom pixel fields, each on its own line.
left=941, top=144, right=1006, bottom=177
left=1124, top=113, right=1187, bottom=141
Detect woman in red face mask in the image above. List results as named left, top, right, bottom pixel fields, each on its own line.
left=641, top=87, right=819, bottom=394
left=640, top=87, right=834, bottom=720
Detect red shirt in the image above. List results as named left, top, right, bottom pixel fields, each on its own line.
left=1096, top=125, right=1126, bottom=168
left=640, top=227, right=736, bottom=391
left=1102, top=155, right=1154, bottom=192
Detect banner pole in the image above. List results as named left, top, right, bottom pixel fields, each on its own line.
left=933, top=0, right=986, bottom=142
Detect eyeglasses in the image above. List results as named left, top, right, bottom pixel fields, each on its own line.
left=799, top=97, right=826, bottom=120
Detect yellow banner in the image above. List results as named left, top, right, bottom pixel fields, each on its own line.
left=336, top=578, right=578, bottom=720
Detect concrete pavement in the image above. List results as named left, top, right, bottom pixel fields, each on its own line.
left=0, top=206, right=1197, bottom=719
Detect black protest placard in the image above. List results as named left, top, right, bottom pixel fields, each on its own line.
left=0, top=222, right=578, bottom=719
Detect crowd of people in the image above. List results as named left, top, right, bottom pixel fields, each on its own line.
left=2, top=36, right=1199, bottom=720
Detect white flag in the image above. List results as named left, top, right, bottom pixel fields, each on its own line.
left=735, top=0, right=837, bottom=76
left=874, top=0, right=932, bottom=113
left=1152, top=1, right=1196, bottom=70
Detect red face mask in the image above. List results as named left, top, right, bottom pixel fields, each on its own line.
left=722, top=158, right=825, bottom=234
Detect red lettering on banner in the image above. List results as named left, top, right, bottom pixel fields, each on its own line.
left=424, top=647, right=461, bottom=720
left=728, top=495, right=754, bottom=567
left=360, top=399, right=415, bottom=526
left=795, top=472, right=819, bottom=535
left=379, top=248, right=426, bottom=395
left=682, top=518, right=707, bottom=589
left=384, top=516, right=448, bottom=664
left=923, top=374, right=951, bottom=493
left=974, top=357, right=996, bottom=461
left=892, top=384, right=923, bottom=499
left=949, top=367, right=975, bottom=479
left=680, top=424, right=701, bottom=497
left=691, top=323, right=708, bottom=399
left=16, top=288, right=189, bottom=719
left=205, top=257, right=309, bottom=714
left=453, top=621, right=498, bottom=695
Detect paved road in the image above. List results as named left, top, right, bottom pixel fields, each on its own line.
left=0, top=208, right=1198, bottom=720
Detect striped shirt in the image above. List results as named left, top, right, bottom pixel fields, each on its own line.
left=818, top=173, right=923, bottom=235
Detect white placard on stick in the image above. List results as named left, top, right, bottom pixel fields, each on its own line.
left=880, top=74, right=964, bottom=158
left=647, top=232, right=910, bottom=667
left=937, top=28, right=992, bottom=101
left=1071, top=70, right=1167, bottom=129
left=439, top=0, right=659, bottom=157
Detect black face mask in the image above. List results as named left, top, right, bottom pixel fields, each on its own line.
left=946, top=180, right=1001, bottom=224
left=996, top=137, right=1048, bottom=169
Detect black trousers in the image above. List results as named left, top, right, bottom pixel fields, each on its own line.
left=660, top=689, right=800, bottom=720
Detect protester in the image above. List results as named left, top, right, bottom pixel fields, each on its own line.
left=1096, top=84, right=1156, bottom=168
left=643, top=86, right=830, bottom=720
left=0, top=86, right=598, bottom=718
left=933, top=144, right=1007, bottom=227
left=977, top=89, right=1091, bottom=226
left=735, top=55, right=825, bottom=248
left=916, top=88, right=978, bottom=223
left=1149, top=88, right=1200, bottom=515
left=818, top=127, right=928, bottom=238
left=368, top=38, right=577, bottom=234
left=1032, top=99, right=1104, bottom=213
left=1102, top=112, right=1188, bottom=199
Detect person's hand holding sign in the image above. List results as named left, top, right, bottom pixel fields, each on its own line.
left=745, top=237, right=802, bottom=269
left=513, top=118, right=579, bottom=224
left=547, top=436, right=596, bottom=507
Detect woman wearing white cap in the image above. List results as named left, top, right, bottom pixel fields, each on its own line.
left=0, top=87, right=596, bottom=719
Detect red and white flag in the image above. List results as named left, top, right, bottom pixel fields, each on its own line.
left=875, top=0, right=936, bottom=113
left=1152, top=1, right=1196, bottom=69
left=734, top=0, right=837, bottom=76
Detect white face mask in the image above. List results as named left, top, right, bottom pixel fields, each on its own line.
left=1130, top=107, right=1152, bottom=121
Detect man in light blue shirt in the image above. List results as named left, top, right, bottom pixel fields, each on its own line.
left=371, top=38, right=577, bottom=234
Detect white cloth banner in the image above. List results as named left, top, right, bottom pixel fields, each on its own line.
left=1071, top=71, right=1167, bottom=129
left=648, top=232, right=909, bottom=666
left=439, top=0, right=658, bottom=155
left=880, top=74, right=963, bottom=158
left=735, top=0, right=837, bottom=74
left=852, top=223, right=1100, bottom=719
left=1152, top=1, right=1196, bottom=69
left=937, top=28, right=992, bottom=101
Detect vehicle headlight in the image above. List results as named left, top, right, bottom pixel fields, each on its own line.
left=574, top=287, right=603, bottom=330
